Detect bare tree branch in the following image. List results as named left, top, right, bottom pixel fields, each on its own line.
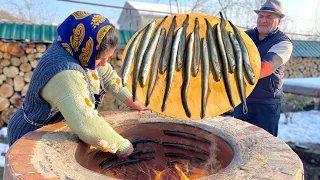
left=189, top=0, right=261, bottom=27
left=314, top=0, right=320, bottom=34
left=191, top=0, right=203, bottom=13
left=0, top=0, right=55, bottom=24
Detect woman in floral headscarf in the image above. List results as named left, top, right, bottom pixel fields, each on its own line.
left=7, top=11, right=146, bottom=158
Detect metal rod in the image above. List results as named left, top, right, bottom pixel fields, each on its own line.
left=163, top=130, right=211, bottom=145
left=102, top=157, right=155, bottom=172
left=165, top=152, right=206, bottom=163
left=129, top=149, right=155, bottom=159
left=131, top=138, right=159, bottom=148
left=99, top=149, right=155, bottom=168
left=161, top=142, right=210, bottom=156
left=167, top=161, right=184, bottom=167
left=99, top=155, right=118, bottom=168
left=95, top=150, right=104, bottom=156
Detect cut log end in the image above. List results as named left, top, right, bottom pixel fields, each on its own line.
left=11, top=57, right=21, bottom=66
left=20, top=63, right=32, bottom=72
left=36, top=44, right=47, bottom=53
left=10, top=93, right=23, bottom=108
left=1, top=107, right=17, bottom=125
left=0, top=41, right=6, bottom=52
left=1, top=59, right=10, bottom=67
left=3, top=52, right=11, bottom=60
left=0, top=97, right=10, bottom=111
left=0, top=83, right=14, bottom=98
left=24, top=72, right=32, bottom=83
left=14, top=76, right=25, bottom=92
left=8, top=42, right=24, bottom=57
left=3, top=66, right=19, bottom=78
left=21, top=83, right=29, bottom=96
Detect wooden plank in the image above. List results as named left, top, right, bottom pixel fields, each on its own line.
left=122, top=14, right=260, bottom=120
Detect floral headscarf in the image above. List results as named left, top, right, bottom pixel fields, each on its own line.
left=57, top=11, right=114, bottom=70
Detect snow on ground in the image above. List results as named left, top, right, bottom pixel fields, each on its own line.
left=0, top=110, right=318, bottom=167
left=278, top=110, right=320, bottom=144
left=0, top=128, right=9, bottom=168
left=0, top=143, right=8, bottom=167
left=0, top=128, right=7, bottom=138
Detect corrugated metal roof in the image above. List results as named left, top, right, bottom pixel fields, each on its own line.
left=0, top=23, right=135, bottom=48
left=291, top=40, right=320, bottom=58
left=116, top=29, right=136, bottom=49
left=1, top=22, right=320, bottom=57
left=0, top=23, right=57, bottom=42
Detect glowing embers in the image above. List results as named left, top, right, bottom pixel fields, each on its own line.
left=98, top=135, right=221, bottom=179
left=76, top=123, right=233, bottom=179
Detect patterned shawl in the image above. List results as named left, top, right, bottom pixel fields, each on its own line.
left=57, top=11, right=114, bottom=70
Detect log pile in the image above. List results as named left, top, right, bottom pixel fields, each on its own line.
left=0, top=40, right=48, bottom=127
left=284, top=57, right=320, bottom=78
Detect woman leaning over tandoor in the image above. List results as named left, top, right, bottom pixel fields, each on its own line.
left=7, top=11, right=147, bottom=158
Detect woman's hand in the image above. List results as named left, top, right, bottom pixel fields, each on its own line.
left=96, top=139, right=133, bottom=158
left=124, top=96, right=149, bottom=111
left=116, top=143, right=134, bottom=158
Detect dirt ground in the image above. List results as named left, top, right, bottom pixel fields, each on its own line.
left=0, top=168, right=3, bottom=179
left=303, top=162, right=320, bottom=180
left=288, top=142, right=320, bottom=180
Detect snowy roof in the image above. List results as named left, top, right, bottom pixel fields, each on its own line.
left=283, top=77, right=320, bottom=97
left=126, top=1, right=192, bottom=15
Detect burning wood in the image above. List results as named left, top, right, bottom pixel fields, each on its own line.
left=154, top=162, right=210, bottom=180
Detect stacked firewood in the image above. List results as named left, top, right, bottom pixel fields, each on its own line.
left=0, top=40, right=48, bottom=127
left=284, top=57, right=320, bottom=78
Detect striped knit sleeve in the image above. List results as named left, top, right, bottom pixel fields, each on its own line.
left=263, top=40, right=293, bottom=72
left=41, top=70, right=131, bottom=154
left=99, top=63, right=132, bottom=102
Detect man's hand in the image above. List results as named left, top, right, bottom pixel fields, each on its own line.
left=124, top=96, right=150, bottom=111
